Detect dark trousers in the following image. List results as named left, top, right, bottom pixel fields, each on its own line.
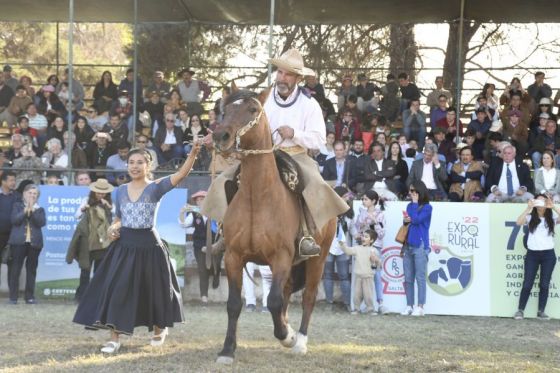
left=518, top=249, right=557, bottom=312
left=8, top=243, right=41, bottom=302
left=0, top=232, right=10, bottom=281
left=75, top=251, right=106, bottom=301
left=193, top=240, right=222, bottom=297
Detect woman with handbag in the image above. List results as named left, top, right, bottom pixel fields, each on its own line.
left=7, top=184, right=46, bottom=304
left=401, top=180, right=433, bottom=316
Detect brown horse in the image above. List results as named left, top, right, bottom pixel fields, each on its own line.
left=211, top=90, right=336, bottom=364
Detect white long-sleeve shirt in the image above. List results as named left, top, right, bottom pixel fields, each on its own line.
left=264, top=86, right=326, bottom=150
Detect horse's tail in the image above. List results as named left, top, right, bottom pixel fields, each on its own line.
left=290, top=261, right=307, bottom=294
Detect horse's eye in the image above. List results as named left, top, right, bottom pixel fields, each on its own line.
left=249, top=107, right=258, bottom=114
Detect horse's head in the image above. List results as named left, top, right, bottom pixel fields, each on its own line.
left=213, top=88, right=271, bottom=154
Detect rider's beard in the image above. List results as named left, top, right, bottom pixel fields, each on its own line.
left=276, top=82, right=294, bottom=98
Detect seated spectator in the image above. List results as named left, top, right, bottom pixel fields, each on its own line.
left=0, top=74, right=15, bottom=127
left=101, top=112, right=129, bottom=145
left=207, top=108, right=220, bottom=132
left=118, top=68, right=143, bottom=106
left=335, top=109, right=362, bottom=143
left=155, top=113, right=183, bottom=164
left=347, top=139, right=368, bottom=193
left=404, top=147, right=416, bottom=171
left=57, top=68, right=86, bottom=111
left=533, top=98, right=556, bottom=129
left=41, top=138, right=69, bottom=183
left=167, top=89, right=186, bottom=112
left=471, top=95, right=498, bottom=122
left=8, top=85, right=33, bottom=119
left=93, top=71, right=118, bottom=114
left=398, top=72, right=421, bottom=114
left=14, top=116, right=39, bottom=150
left=143, top=91, right=165, bottom=129
left=501, top=92, right=531, bottom=132
left=86, top=132, right=116, bottom=180
left=322, top=141, right=350, bottom=188
left=25, top=103, right=48, bottom=152
left=337, top=74, right=357, bottom=112
left=436, top=107, right=463, bottom=140
left=426, top=76, right=452, bottom=112
left=402, top=99, right=426, bottom=150
left=503, top=109, right=529, bottom=158
left=85, top=105, right=107, bottom=133
left=397, top=134, right=410, bottom=155
left=304, top=75, right=326, bottom=103
left=74, top=170, right=92, bottom=186
left=534, top=150, right=560, bottom=202
left=468, top=107, right=491, bottom=140
left=527, top=71, right=552, bottom=109
left=144, top=71, right=170, bottom=102
left=356, top=73, right=380, bottom=113
left=429, top=94, right=448, bottom=126
left=46, top=115, right=67, bottom=148
left=379, top=74, right=399, bottom=123
left=36, top=85, right=66, bottom=124
left=448, top=146, right=484, bottom=202
left=407, top=143, right=448, bottom=201
left=63, top=131, right=88, bottom=169
left=485, top=131, right=504, bottom=164
left=182, top=114, right=207, bottom=154
left=5, top=134, right=25, bottom=164
left=500, top=77, right=531, bottom=107
left=486, top=144, right=534, bottom=202
left=433, top=127, right=455, bottom=164
left=111, top=91, right=134, bottom=142
left=463, top=129, right=484, bottom=161
left=480, top=83, right=500, bottom=112
left=74, top=115, right=95, bottom=151
left=530, top=118, right=560, bottom=169
left=13, top=144, right=43, bottom=187
left=135, top=134, right=158, bottom=170
left=106, top=141, right=131, bottom=185
left=529, top=113, right=549, bottom=158
left=388, top=141, right=409, bottom=197
left=213, top=86, right=231, bottom=122
left=176, top=68, right=209, bottom=116
left=151, top=102, right=175, bottom=137
left=364, top=142, right=399, bottom=201
left=176, top=108, right=190, bottom=132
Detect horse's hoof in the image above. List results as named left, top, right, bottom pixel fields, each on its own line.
left=291, top=332, right=308, bottom=355
left=279, top=324, right=297, bottom=348
left=216, top=356, right=234, bottom=365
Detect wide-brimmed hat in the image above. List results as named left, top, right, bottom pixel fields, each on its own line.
left=179, top=68, right=195, bottom=76
left=191, top=190, right=207, bottom=200
left=539, top=97, right=552, bottom=106
left=269, top=49, right=315, bottom=77
left=89, top=178, right=114, bottom=193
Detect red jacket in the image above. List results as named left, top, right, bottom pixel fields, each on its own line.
left=334, top=119, right=362, bottom=143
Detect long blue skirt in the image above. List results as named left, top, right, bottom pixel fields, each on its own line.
left=73, top=228, right=184, bottom=335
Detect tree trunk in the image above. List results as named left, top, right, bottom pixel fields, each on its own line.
left=388, top=24, right=417, bottom=81
left=443, top=21, right=481, bottom=106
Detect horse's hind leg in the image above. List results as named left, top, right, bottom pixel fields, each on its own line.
left=267, top=254, right=295, bottom=347
left=217, top=252, right=243, bottom=364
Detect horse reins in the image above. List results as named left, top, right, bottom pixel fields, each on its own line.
left=233, top=98, right=282, bottom=156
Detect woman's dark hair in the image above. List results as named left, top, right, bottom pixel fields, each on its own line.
left=364, top=189, right=385, bottom=211
left=388, top=141, right=403, bottom=162
left=87, top=190, right=112, bottom=207
left=528, top=194, right=555, bottom=236
left=47, top=74, right=59, bottom=85
left=411, top=180, right=430, bottom=205
left=99, top=70, right=113, bottom=84
left=482, top=83, right=495, bottom=96
left=169, top=88, right=182, bottom=100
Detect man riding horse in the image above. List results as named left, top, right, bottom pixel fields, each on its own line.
left=202, top=48, right=348, bottom=256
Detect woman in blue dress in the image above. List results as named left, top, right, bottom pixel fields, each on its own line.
left=73, top=141, right=201, bottom=354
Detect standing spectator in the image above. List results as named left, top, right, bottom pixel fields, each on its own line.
left=2, top=65, right=18, bottom=91
left=402, top=99, right=427, bottom=150
left=93, top=71, right=118, bottom=114
left=13, top=144, right=43, bottom=187
left=379, top=74, right=399, bottom=123
left=176, top=68, right=210, bottom=116
left=401, top=181, right=432, bottom=316
left=407, top=143, right=448, bottom=201
left=155, top=113, right=183, bottom=164
left=66, top=179, right=113, bottom=302
left=429, top=94, right=449, bottom=127
left=7, top=184, right=46, bottom=304
left=514, top=195, right=559, bottom=320
left=527, top=72, right=552, bottom=108
left=534, top=151, right=560, bottom=202
left=335, top=109, right=362, bottom=143
left=340, top=230, right=381, bottom=315
left=398, top=73, right=421, bottom=114
left=485, top=144, right=534, bottom=202
left=178, top=191, right=222, bottom=304
left=322, top=141, right=350, bottom=187
left=118, top=68, right=143, bottom=107
left=56, top=68, right=85, bottom=111
left=0, top=171, right=19, bottom=280
left=337, top=74, right=357, bottom=112
left=243, top=263, right=272, bottom=313
left=448, top=146, right=484, bottom=202
left=8, top=85, right=33, bottom=119
left=352, top=190, right=388, bottom=314
left=0, top=74, right=15, bottom=127
left=144, top=71, right=170, bottom=102
left=426, top=76, right=451, bottom=111
left=106, top=141, right=131, bottom=185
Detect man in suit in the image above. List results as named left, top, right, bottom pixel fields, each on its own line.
left=407, top=143, right=448, bottom=200
left=364, top=142, right=398, bottom=201
left=347, top=139, right=368, bottom=193
left=322, top=141, right=350, bottom=188
left=486, top=143, right=534, bottom=202
left=154, top=112, right=184, bottom=165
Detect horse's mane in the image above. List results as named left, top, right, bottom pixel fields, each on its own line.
left=224, top=90, right=258, bottom=106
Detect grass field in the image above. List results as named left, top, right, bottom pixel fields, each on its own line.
left=0, top=301, right=559, bottom=373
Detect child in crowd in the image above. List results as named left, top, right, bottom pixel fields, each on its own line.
left=340, top=229, right=381, bottom=315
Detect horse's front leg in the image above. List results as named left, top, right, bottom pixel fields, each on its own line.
left=267, top=253, right=295, bottom=347
left=216, top=251, right=243, bottom=364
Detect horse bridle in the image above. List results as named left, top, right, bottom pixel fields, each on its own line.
left=232, top=98, right=278, bottom=156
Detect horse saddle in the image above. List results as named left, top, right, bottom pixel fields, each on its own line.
left=225, top=150, right=303, bottom=204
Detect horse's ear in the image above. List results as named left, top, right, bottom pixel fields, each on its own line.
left=231, top=80, right=239, bottom=93
left=258, top=86, right=272, bottom=105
